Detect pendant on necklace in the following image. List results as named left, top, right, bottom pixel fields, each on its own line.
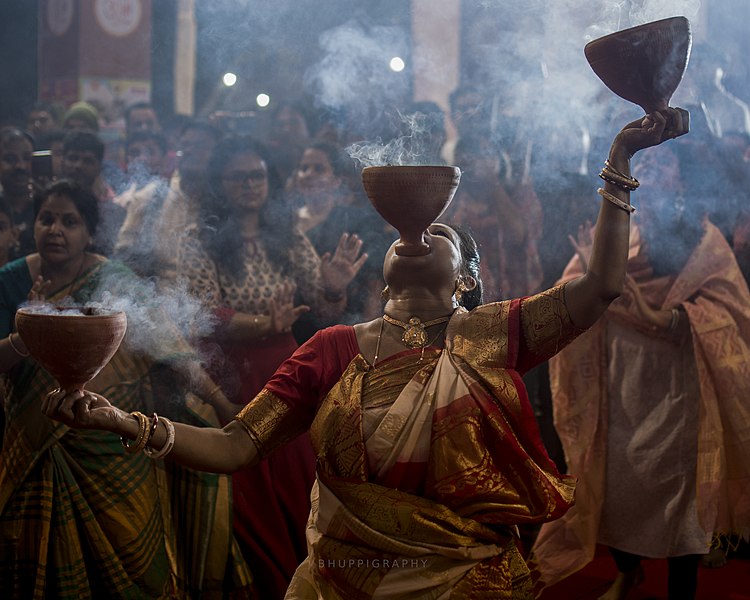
left=383, top=313, right=451, bottom=350
left=402, top=317, right=428, bottom=348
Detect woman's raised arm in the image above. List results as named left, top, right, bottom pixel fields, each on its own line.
left=565, top=107, right=689, bottom=328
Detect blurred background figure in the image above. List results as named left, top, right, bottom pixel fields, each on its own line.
left=448, top=85, right=491, bottom=140
left=159, top=113, right=193, bottom=179
left=111, top=131, right=170, bottom=269
left=0, top=198, right=18, bottom=269
left=0, top=127, right=36, bottom=259
left=267, top=99, right=314, bottom=184
left=533, top=144, right=750, bottom=600
left=25, top=101, right=60, bottom=138
left=61, top=100, right=129, bottom=193
left=448, top=133, right=543, bottom=302
left=401, top=100, right=448, bottom=165
left=674, top=43, right=750, bottom=139
left=116, top=119, right=220, bottom=281
left=122, top=130, right=169, bottom=192
left=61, top=129, right=124, bottom=256
left=61, top=130, right=110, bottom=199
left=61, top=101, right=100, bottom=132
left=287, top=139, right=388, bottom=340
left=124, top=101, right=161, bottom=137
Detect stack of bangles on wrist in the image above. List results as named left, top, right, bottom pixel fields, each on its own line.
left=599, top=159, right=640, bottom=191
left=121, top=411, right=176, bottom=458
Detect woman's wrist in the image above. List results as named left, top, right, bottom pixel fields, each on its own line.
left=227, top=312, right=271, bottom=340
left=250, top=314, right=272, bottom=338
left=207, top=385, right=231, bottom=407
left=7, top=333, right=29, bottom=357
left=115, top=408, right=141, bottom=438
left=206, top=386, right=237, bottom=422
left=609, top=135, right=634, bottom=166
left=638, top=308, right=681, bottom=337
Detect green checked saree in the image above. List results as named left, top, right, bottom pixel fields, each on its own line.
left=0, top=257, right=252, bottom=599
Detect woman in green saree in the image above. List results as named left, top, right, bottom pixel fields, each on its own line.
left=0, top=180, right=251, bottom=598
left=43, top=109, right=688, bottom=598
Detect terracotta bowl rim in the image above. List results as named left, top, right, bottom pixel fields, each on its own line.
left=584, top=15, right=689, bottom=48
left=16, top=306, right=127, bottom=319
left=362, top=165, right=461, bottom=174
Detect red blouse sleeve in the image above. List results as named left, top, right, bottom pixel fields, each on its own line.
left=235, top=325, right=359, bottom=457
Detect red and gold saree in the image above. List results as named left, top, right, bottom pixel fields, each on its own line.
left=237, top=286, right=583, bottom=599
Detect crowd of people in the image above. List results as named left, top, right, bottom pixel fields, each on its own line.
left=0, top=41, right=750, bottom=600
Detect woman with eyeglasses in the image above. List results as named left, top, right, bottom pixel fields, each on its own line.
left=175, top=134, right=365, bottom=599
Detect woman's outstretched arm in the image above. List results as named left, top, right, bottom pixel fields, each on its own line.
left=42, top=389, right=257, bottom=473
left=564, top=107, right=689, bottom=328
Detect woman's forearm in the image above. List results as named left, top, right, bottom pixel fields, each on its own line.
left=0, top=333, right=28, bottom=372
left=221, top=312, right=274, bottom=342
left=565, top=138, right=633, bottom=328
left=42, top=389, right=258, bottom=473
left=116, top=410, right=257, bottom=473
left=316, top=288, right=347, bottom=321
left=185, top=362, right=240, bottom=424
left=564, top=108, right=688, bottom=328
left=587, top=139, right=633, bottom=296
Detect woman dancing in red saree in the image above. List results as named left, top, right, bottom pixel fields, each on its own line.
left=42, top=108, right=688, bottom=598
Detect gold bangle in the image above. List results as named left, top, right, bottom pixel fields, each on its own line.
left=604, top=160, right=640, bottom=189
left=144, top=417, right=176, bottom=459
left=599, top=169, right=639, bottom=192
left=597, top=188, right=635, bottom=214
left=8, top=333, right=29, bottom=357
left=146, top=412, right=159, bottom=444
left=121, top=411, right=150, bottom=454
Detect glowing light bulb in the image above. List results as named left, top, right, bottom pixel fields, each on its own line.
left=222, top=72, right=238, bottom=87
left=256, top=93, right=270, bottom=108
left=389, top=56, right=405, bottom=72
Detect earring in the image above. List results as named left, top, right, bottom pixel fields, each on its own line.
left=455, top=280, right=468, bottom=303
left=381, top=285, right=390, bottom=301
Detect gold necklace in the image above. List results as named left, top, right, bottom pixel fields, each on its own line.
left=382, top=313, right=451, bottom=349
left=373, top=319, right=447, bottom=367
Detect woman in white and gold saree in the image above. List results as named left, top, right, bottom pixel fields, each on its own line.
left=239, top=269, right=579, bottom=598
